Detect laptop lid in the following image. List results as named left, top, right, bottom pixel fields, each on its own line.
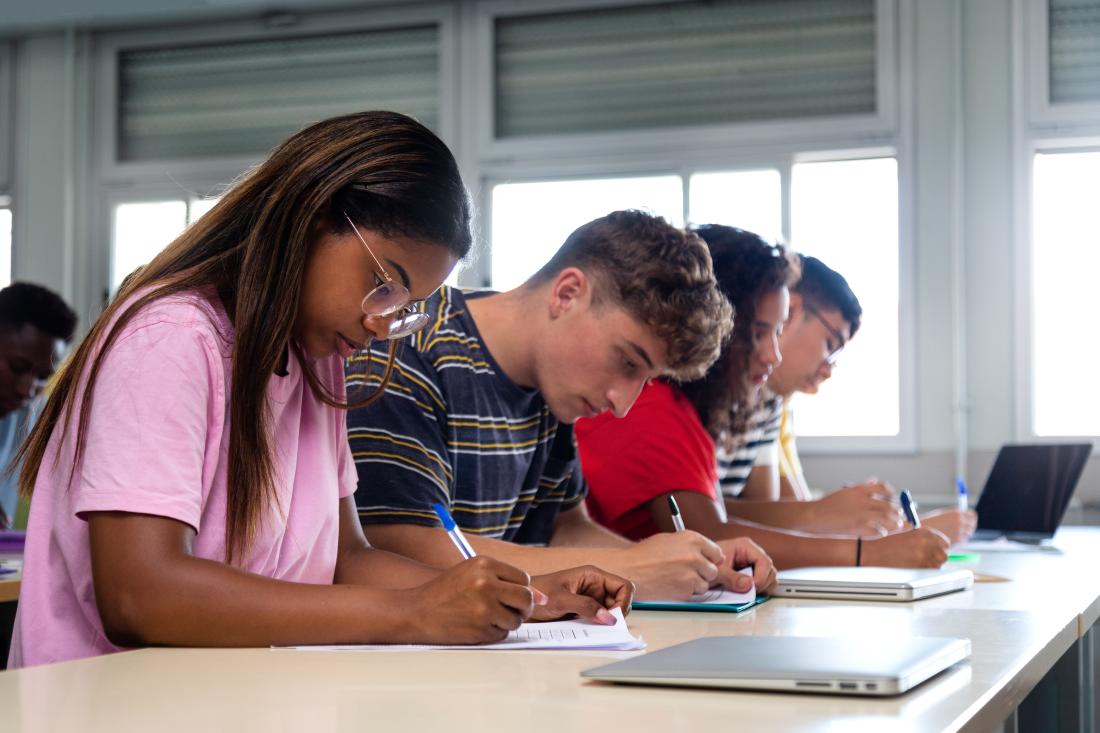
left=975, top=443, right=1092, bottom=539
left=581, top=636, right=971, bottom=696
left=774, top=563, right=972, bottom=598
left=774, top=567, right=974, bottom=601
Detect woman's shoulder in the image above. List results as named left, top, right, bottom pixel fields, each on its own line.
left=112, top=287, right=232, bottom=355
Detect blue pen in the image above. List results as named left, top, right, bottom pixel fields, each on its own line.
left=432, top=502, right=476, bottom=560
left=900, top=489, right=921, bottom=528
left=956, top=478, right=969, bottom=512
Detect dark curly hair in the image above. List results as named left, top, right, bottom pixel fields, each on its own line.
left=678, top=225, right=799, bottom=450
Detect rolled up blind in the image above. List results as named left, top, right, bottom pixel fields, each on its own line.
left=494, top=0, right=877, bottom=138
left=1049, top=0, right=1100, bottom=104
left=118, top=24, right=439, bottom=161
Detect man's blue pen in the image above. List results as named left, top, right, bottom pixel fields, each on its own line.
left=432, top=502, right=476, bottom=560
left=956, top=478, right=969, bottom=512
left=900, top=489, right=921, bottom=528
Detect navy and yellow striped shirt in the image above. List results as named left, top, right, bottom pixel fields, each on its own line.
left=347, top=286, right=586, bottom=544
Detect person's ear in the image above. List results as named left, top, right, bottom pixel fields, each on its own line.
left=547, top=267, right=590, bottom=319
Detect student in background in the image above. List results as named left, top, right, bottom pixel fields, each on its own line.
left=576, top=225, right=949, bottom=569
left=0, top=282, right=77, bottom=528
left=9, top=111, right=632, bottom=669
left=721, top=254, right=976, bottom=543
left=349, top=211, right=776, bottom=600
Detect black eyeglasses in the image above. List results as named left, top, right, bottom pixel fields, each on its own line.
left=803, top=301, right=847, bottom=366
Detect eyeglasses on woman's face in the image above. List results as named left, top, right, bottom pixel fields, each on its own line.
left=343, top=212, right=430, bottom=340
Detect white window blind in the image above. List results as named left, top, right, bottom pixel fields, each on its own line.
left=494, top=0, right=877, bottom=138
left=118, top=25, right=439, bottom=161
left=1049, top=0, right=1100, bottom=105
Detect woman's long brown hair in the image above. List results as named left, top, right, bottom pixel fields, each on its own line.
left=16, top=111, right=472, bottom=563
left=678, top=225, right=798, bottom=452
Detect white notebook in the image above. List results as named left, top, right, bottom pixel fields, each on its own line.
left=278, top=607, right=644, bottom=652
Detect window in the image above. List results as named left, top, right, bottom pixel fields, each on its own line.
left=489, top=175, right=683, bottom=290
left=116, top=24, right=440, bottom=162
left=493, top=0, right=878, bottom=139
left=1019, top=1, right=1100, bottom=440
left=688, top=170, right=783, bottom=242
left=789, top=157, right=900, bottom=437
left=487, top=156, right=903, bottom=441
left=1030, top=151, right=1100, bottom=436
left=110, top=197, right=217, bottom=292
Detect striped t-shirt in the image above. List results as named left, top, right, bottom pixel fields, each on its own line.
left=716, top=394, right=783, bottom=498
left=347, top=286, right=586, bottom=544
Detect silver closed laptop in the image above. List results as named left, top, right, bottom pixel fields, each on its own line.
left=581, top=636, right=971, bottom=696
left=774, top=566, right=974, bottom=601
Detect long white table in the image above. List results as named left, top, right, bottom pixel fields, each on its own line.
left=2, top=528, right=1099, bottom=732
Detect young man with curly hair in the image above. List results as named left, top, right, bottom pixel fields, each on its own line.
left=347, top=211, right=776, bottom=601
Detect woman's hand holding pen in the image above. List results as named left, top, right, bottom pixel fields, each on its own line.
left=527, top=565, right=635, bottom=624
left=405, top=556, right=546, bottom=644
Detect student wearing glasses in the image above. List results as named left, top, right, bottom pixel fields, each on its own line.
left=9, top=111, right=634, bottom=669
left=348, top=211, right=777, bottom=601
left=576, top=225, right=949, bottom=569
left=716, top=254, right=977, bottom=544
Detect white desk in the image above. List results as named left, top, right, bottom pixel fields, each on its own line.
left=1, top=528, right=1098, bottom=732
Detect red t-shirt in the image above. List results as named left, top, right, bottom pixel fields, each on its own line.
left=575, top=380, right=718, bottom=541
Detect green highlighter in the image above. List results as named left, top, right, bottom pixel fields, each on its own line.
left=948, top=552, right=981, bottom=563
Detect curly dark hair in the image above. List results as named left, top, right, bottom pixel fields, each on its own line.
left=678, top=225, right=799, bottom=450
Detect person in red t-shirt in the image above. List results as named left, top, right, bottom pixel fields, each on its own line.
left=577, top=225, right=950, bottom=570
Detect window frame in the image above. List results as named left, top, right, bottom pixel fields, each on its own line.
left=1013, top=0, right=1100, bottom=447
left=469, top=0, right=916, bottom=453
left=470, top=0, right=900, bottom=161
left=0, top=41, right=13, bottom=194
left=94, top=3, right=458, bottom=184
left=88, top=3, right=459, bottom=319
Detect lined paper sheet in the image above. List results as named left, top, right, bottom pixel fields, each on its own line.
left=278, top=607, right=644, bottom=652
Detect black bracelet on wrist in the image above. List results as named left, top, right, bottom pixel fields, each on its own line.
left=855, top=536, right=863, bottom=567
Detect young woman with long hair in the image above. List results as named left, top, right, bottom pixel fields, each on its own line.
left=10, top=111, right=631, bottom=668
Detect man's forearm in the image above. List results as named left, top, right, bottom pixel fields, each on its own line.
left=549, top=511, right=633, bottom=549
left=468, top=535, right=631, bottom=576
left=723, top=498, right=816, bottom=530
left=708, top=517, right=858, bottom=569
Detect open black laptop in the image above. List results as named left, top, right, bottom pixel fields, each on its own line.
left=971, top=443, right=1093, bottom=541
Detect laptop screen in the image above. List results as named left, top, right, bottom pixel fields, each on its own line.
left=975, top=443, right=1092, bottom=536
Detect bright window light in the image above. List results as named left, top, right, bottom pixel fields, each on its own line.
left=111, top=201, right=187, bottom=292
left=790, top=157, right=900, bottom=437
left=490, top=176, right=683, bottom=290
left=0, top=208, right=11, bottom=289
left=188, top=197, right=219, bottom=223
left=1031, top=152, right=1100, bottom=436
left=688, top=170, right=783, bottom=243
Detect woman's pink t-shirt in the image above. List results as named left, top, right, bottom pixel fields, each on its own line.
left=9, top=290, right=357, bottom=667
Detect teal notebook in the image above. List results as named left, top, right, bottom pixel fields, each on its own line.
left=633, top=595, right=769, bottom=614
